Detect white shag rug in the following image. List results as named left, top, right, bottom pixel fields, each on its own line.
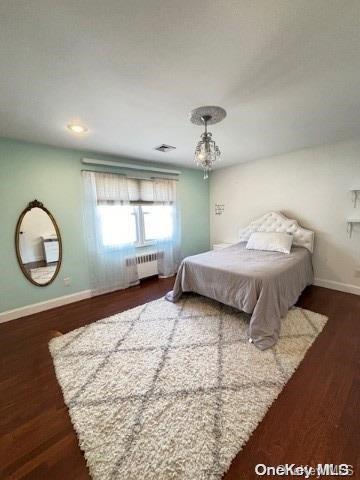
left=49, top=294, right=327, bottom=480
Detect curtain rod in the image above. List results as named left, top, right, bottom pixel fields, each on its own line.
left=82, top=158, right=181, bottom=175
left=81, top=169, right=179, bottom=181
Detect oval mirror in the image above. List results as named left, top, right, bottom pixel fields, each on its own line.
left=15, top=200, right=62, bottom=286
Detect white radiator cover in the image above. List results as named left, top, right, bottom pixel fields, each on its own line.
left=135, top=252, right=158, bottom=279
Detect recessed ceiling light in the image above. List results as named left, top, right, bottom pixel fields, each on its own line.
left=67, top=123, right=88, bottom=134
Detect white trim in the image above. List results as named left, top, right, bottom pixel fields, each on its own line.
left=82, top=158, right=181, bottom=175
left=314, top=278, right=360, bottom=296
left=2, top=278, right=358, bottom=324
left=0, top=290, right=92, bottom=324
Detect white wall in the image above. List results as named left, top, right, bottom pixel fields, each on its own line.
left=210, top=140, right=360, bottom=295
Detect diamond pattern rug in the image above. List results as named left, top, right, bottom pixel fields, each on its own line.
left=49, top=294, right=327, bottom=480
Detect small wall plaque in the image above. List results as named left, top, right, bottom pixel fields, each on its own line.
left=215, top=203, right=225, bottom=215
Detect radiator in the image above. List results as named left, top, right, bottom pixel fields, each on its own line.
left=127, top=252, right=159, bottom=279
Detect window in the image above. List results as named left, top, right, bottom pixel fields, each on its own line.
left=98, top=205, right=137, bottom=246
left=98, top=204, right=173, bottom=247
left=142, top=205, right=173, bottom=241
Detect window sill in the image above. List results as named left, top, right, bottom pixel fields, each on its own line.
left=135, top=242, right=156, bottom=249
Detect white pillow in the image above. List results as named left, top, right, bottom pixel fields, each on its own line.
left=246, top=232, right=293, bottom=254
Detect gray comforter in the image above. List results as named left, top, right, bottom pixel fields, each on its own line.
left=166, top=242, right=313, bottom=350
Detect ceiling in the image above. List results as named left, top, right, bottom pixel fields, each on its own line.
left=0, top=1, right=360, bottom=169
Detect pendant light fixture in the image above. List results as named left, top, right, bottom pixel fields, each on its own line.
left=190, top=106, right=226, bottom=179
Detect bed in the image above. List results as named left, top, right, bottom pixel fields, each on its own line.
left=166, top=212, right=314, bottom=350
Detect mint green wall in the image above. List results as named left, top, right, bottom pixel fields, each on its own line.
left=0, top=138, right=210, bottom=313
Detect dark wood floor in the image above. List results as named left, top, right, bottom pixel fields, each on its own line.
left=0, top=278, right=359, bottom=480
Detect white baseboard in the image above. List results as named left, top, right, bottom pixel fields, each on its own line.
left=314, top=278, right=360, bottom=296
left=1, top=278, right=358, bottom=325
left=0, top=290, right=92, bottom=324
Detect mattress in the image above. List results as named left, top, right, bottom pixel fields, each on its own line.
left=166, top=242, right=314, bottom=349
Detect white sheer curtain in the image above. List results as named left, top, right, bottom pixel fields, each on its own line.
left=82, top=171, right=139, bottom=296
left=153, top=178, right=181, bottom=277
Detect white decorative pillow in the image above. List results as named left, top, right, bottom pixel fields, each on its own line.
left=246, top=232, right=293, bottom=254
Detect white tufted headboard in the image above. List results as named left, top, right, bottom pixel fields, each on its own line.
left=238, top=211, right=315, bottom=253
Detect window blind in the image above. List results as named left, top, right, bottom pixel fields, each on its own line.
left=94, top=172, right=176, bottom=204
left=127, top=178, right=154, bottom=202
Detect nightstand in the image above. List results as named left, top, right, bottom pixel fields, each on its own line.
left=212, top=243, right=234, bottom=251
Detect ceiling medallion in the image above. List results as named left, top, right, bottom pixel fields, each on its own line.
left=189, top=106, right=226, bottom=179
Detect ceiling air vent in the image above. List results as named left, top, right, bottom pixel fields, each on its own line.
left=154, top=144, right=176, bottom=152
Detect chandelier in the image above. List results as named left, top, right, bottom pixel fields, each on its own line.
left=190, top=106, right=226, bottom=179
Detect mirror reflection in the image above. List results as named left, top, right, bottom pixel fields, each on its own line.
left=16, top=202, right=61, bottom=285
